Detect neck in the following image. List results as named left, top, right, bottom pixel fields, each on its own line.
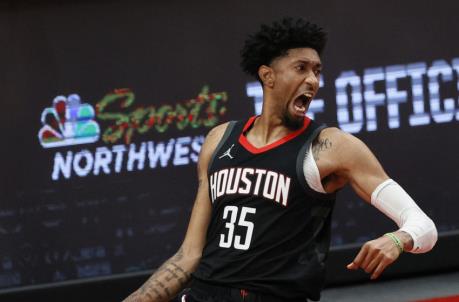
left=248, top=97, right=295, bottom=146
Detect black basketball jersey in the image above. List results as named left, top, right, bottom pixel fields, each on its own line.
left=192, top=116, right=336, bottom=301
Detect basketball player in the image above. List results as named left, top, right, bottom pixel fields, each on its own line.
left=124, top=18, right=437, bottom=302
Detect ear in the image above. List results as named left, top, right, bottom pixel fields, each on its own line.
left=258, top=65, right=275, bottom=88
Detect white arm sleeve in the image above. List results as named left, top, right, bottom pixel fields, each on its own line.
left=371, top=179, right=438, bottom=254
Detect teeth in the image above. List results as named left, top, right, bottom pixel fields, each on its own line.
left=295, top=107, right=306, bottom=113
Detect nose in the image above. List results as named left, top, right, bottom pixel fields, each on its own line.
left=303, top=71, right=320, bottom=92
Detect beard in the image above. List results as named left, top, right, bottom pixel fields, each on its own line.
left=281, top=107, right=304, bottom=130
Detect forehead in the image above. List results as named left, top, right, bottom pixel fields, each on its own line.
left=272, top=47, right=321, bottom=66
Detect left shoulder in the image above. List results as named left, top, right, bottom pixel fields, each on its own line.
left=309, top=126, right=388, bottom=194
left=316, top=126, right=360, bottom=145
left=315, top=127, right=369, bottom=152
left=313, top=126, right=379, bottom=168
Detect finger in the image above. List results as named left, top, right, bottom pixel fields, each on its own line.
left=352, top=244, right=369, bottom=269
left=347, top=262, right=358, bottom=270
left=361, top=248, right=378, bottom=272
left=366, top=253, right=384, bottom=275
left=370, top=258, right=389, bottom=280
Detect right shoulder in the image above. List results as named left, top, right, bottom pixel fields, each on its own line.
left=198, top=122, right=233, bottom=169
left=206, top=122, right=232, bottom=145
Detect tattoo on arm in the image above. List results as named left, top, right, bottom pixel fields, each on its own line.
left=153, top=279, right=171, bottom=297
left=164, top=257, right=190, bottom=287
left=312, top=138, right=332, bottom=161
left=128, top=248, right=192, bottom=301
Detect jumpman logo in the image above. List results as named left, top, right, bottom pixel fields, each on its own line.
left=219, top=144, right=235, bottom=159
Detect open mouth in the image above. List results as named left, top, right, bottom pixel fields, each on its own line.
left=293, top=92, right=313, bottom=115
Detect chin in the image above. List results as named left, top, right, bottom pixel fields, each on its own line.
left=282, top=112, right=304, bottom=130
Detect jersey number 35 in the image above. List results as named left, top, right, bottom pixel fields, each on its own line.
left=219, top=206, right=256, bottom=250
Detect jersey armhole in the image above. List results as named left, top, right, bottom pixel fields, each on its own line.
left=295, top=124, right=336, bottom=201
left=207, top=121, right=237, bottom=175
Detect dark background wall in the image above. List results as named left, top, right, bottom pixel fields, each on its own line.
left=1, top=0, right=458, bottom=300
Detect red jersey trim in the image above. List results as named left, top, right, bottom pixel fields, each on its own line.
left=239, top=116, right=311, bottom=154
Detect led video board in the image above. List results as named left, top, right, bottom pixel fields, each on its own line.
left=1, top=0, right=458, bottom=291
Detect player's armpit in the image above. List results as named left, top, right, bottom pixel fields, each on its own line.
left=123, top=123, right=230, bottom=302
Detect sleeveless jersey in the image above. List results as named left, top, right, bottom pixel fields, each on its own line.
left=192, top=116, right=336, bottom=301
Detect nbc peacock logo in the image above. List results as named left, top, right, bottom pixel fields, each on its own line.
left=38, top=94, right=100, bottom=148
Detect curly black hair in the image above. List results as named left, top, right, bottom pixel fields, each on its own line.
left=240, top=17, right=327, bottom=81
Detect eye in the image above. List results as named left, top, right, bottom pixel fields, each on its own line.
left=314, top=69, right=322, bottom=76
left=295, top=64, right=305, bottom=72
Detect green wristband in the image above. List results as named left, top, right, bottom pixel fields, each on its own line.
left=384, top=232, right=404, bottom=254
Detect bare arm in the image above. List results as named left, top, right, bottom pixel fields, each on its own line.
left=313, top=128, right=414, bottom=279
left=123, top=123, right=229, bottom=302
